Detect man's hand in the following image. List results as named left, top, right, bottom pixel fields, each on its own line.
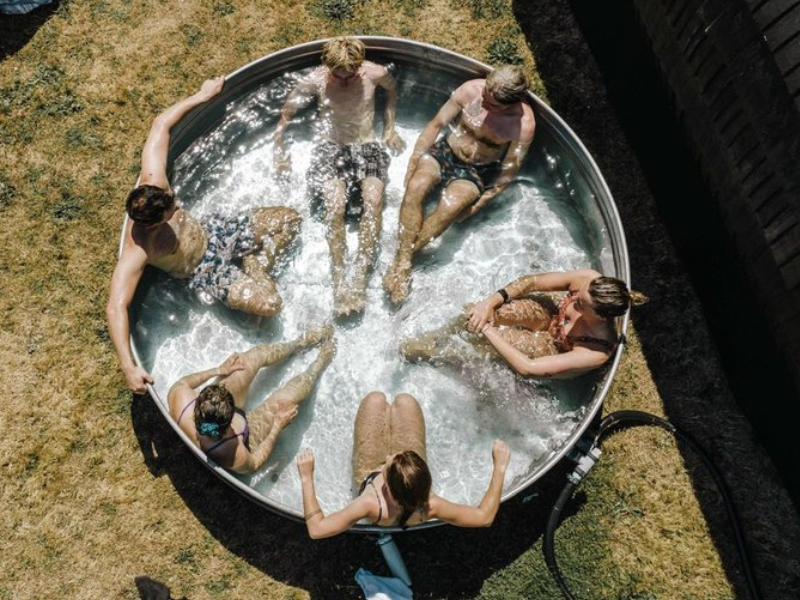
left=297, top=447, right=315, bottom=480
left=125, top=365, right=154, bottom=394
left=218, top=353, right=245, bottom=377
left=197, top=76, right=225, bottom=102
left=383, top=129, right=406, bottom=155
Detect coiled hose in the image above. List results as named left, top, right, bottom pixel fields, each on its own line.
left=543, top=410, right=762, bottom=600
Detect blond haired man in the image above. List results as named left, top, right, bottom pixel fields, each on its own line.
left=274, top=37, right=405, bottom=317
left=383, top=65, right=536, bottom=304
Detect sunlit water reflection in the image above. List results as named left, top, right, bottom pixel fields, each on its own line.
left=132, top=64, right=615, bottom=514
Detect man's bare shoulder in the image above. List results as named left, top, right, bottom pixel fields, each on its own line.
left=361, top=61, right=388, bottom=80
left=518, top=103, right=536, bottom=143
left=451, top=79, right=483, bottom=105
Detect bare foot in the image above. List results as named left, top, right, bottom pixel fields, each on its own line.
left=316, top=338, right=337, bottom=366
left=383, top=259, right=412, bottom=305
left=348, top=284, right=367, bottom=315
left=303, top=324, right=334, bottom=347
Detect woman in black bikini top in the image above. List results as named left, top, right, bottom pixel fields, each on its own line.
left=296, top=391, right=511, bottom=538
left=468, top=269, right=648, bottom=378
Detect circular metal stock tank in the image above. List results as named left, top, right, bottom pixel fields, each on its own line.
left=124, top=38, right=630, bottom=532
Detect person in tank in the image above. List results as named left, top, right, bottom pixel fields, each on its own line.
left=107, top=77, right=303, bottom=394
left=296, top=391, right=511, bottom=537
left=168, top=326, right=335, bottom=474
left=401, top=269, right=648, bottom=378
left=273, top=36, right=406, bottom=317
left=383, top=65, right=536, bottom=305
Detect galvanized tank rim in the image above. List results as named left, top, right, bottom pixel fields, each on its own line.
left=121, top=36, right=630, bottom=533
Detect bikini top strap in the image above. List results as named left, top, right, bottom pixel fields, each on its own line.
left=177, top=397, right=197, bottom=425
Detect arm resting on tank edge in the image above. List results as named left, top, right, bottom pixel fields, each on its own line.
left=106, top=245, right=151, bottom=393
left=296, top=448, right=372, bottom=538
left=139, top=77, right=225, bottom=189
left=428, top=440, right=510, bottom=527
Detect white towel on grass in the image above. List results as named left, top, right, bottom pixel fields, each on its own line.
left=355, top=568, right=413, bottom=600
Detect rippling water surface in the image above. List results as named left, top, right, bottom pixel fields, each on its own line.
left=132, top=63, right=616, bottom=513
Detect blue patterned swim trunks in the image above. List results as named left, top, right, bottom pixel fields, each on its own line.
left=188, top=214, right=257, bottom=304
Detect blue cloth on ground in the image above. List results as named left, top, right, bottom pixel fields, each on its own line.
left=355, top=568, right=413, bottom=600
left=0, top=0, right=54, bottom=15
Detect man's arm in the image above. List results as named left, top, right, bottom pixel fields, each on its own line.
left=404, top=93, right=462, bottom=186
left=273, top=74, right=319, bottom=174
left=376, top=66, right=406, bottom=154
left=139, top=77, right=225, bottom=189
left=482, top=324, right=608, bottom=378
left=106, top=245, right=151, bottom=393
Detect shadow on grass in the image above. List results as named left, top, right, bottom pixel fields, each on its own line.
left=0, top=1, right=61, bottom=62
left=513, top=1, right=800, bottom=599
left=130, top=391, right=584, bottom=599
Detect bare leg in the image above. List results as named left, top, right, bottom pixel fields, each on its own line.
left=227, top=273, right=282, bottom=316
left=352, top=391, right=391, bottom=487
left=229, top=207, right=302, bottom=316
left=345, top=177, right=384, bottom=315
left=388, top=393, right=427, bottom=461
left=219, top=325, right=334, bottom=407
left=401, top=299, right=556, bottom=364
left=413, top=180, right=480, bottom=251
left=383, top=157, right=441, bottom=304
left=248, top=339, right=336, bottom=447
left=320, top=179, right=349, bottom=315
left=249, top=206, right=302, bottom=272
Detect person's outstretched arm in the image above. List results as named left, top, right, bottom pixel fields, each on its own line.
left=428, top=440, right=511, bottom=527
left=106, top=244, right=150, bottom=393
left=167, top=354, right=245, bottom=410
left=138, top=76, right=225, bottom=189
left=377, top=65, right=405, bottom=154
left=296, top=448, right=374, bottom=538
left=273, top=73, right=318, bottom=175
left=403, top=84, right=465, bottom=186
left=481, top=324, right=608, bottom=378
left=468, top=269, right=603, bottom=333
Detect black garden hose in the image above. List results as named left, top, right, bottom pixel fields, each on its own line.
left=543, top=410, right=762, bottom=600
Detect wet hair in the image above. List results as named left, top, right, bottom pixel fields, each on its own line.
left=321, top=37, right=365, bottom=72
left=385, top=451, right=432, bottom=516
left=485, top=65, right=530, bottom=104
left=194, top=385, right=235, bottom=440
left=588, top=276, right=649, bottom=319
left=126, top=185, right=176, bottom=226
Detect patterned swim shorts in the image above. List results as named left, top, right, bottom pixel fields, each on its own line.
left=307, top=140, right=390, bottom=216
left=188, top=214, right=257, bottom=305
left=428, top=137, right=501, bottom=193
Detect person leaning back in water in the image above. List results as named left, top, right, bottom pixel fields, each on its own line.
left=383, top=65, right=535, bottom=305
left=106, top=77, right=302, bottom=393
left=168, top=326, right=335, bottom=474
left=402, top=269, right=648, bottom=378
left=274, top=37, right=406, bottom=317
